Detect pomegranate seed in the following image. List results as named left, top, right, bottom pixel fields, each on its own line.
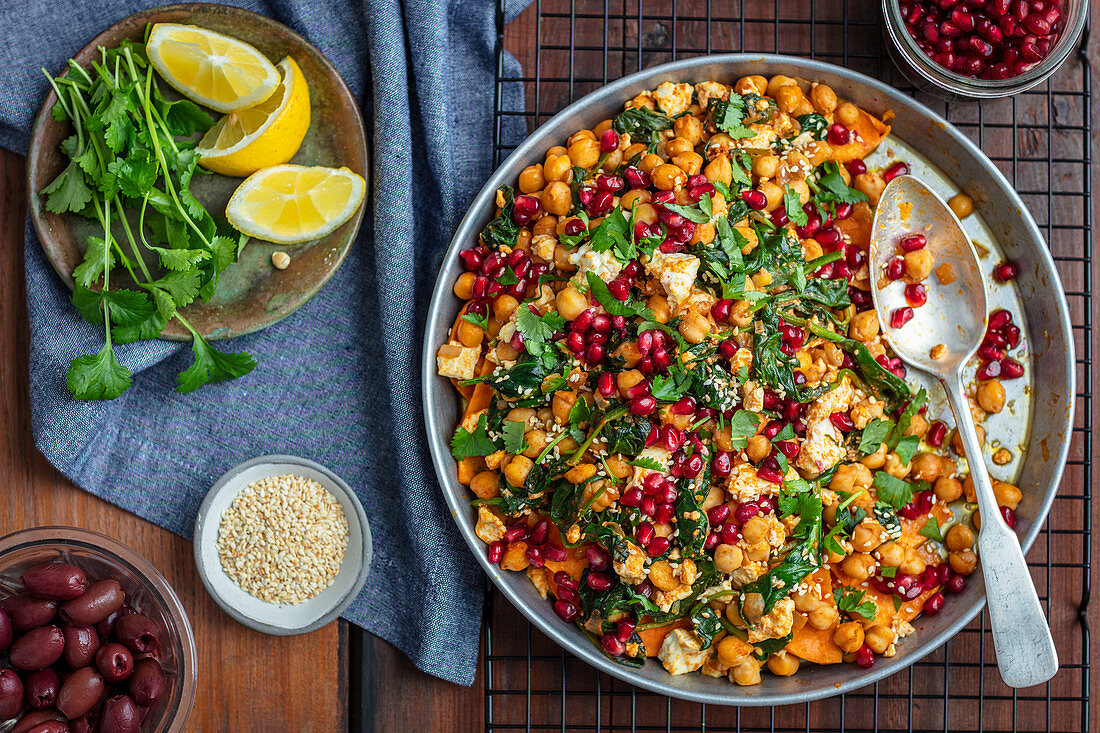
left=586, top=546, right=610, bottom=571
left=683, top=454, right=704, bottom=478
left=924, top=593, right=946, bottom=616
left=601, top=634, right=626, bottom=656
left=905, top=283, right=928, bottom=307
left=985, top=329, right=1008, bottom=347
left=553, top=599, right=579, bottom=622
left=545, top=545, right=568, bottom=562
left=528, top=519, right=550, bottom=546
left=847, top=159, right=867, bottom=176
left=652, top=190, right=675, bottom=204
left=884, top=161, right=910, bottom=182
left=849, top=286, right=872, bottom=310
left=600, top=128, right=620, bottom=153
left=486, top=541, right=505, bottom=564
left=990, top=308, right=1012, bottom=330
left=816, top=227, right=842, bottom=248
left=1004, top=324, right=1021, bottom=348
left=756, top=467, right=784, bottom=483
left=977, top=359, right=1002, bottom=380
left=1025, top=14, right=1050, bottom=35
left=578, top=188, right=594, bottom=207
left=946, top=574, right=967, bottom=594
left=890, top=307, right=915, bottom=329
left=640, top=496, right=656, bottom=517
left=624, top=167, right=649, bottom=189
left=855, top=644, right=875, bottom=668
left=796, top=216, right=822, bottom=239
left=588, top=191, right=614, bottom=216
left=526, top=545, right=545, bottom=567
left=661, top=427, right=684, bottom=453
left=635, top=522, right=655, bottom=547
left=596, top=174, right=625, bottom=193
left=758, top=496, right=778, bottom=515
left=616, top=619, right=637, bottom=642
left=827, top=123, right=851, bottom=146
left=719, top=340, right=738, bottom=359
left=504, top=524, right=528, bottom=542
left=459, top=249, right=483, bottom=271
left=770, top=206, right=789, bottom=226
left=720, top=522, right=741, bottom=545
left=563, top=218, right=586, bottom=237
left=1000, top=358, right=1024, bottom=378
left=741, top=189, right=767, bottom=210
left=647, top=537, right=671, bottom=557
left=979, top=342, right=1005, bottom=361
left=994, top=261, right=1019, bottom=281
left=927, top=421, right=948, bottom=447
left=554, top=571, right=578, bottom=590
left=607, top=279, right=630, bottom=302
left=711, top=298, right=733, bottom=322
left=630, top=395, right=657, bottom=415
left=587, top=571, right=613, bottom=591
left=670, top=396, right=697, bottom=415
left=829, top=412, right=855, bottom=432
left=704, top=532, right=720, bottom=550
left=775, top=440, right=800, bottom=460
left=598, top=372, right=616, bottom=398
left=920, top=567, right=941, bottom=588
left=886, top=257, right=905, bottom=280
left=644, top=425, right=660, bottom=447
left=1001, top=505, right=1019, bottom=528
left=585, top=343, right=606, bottom=364
left=899, top=233, right=927, bottom=252
left=707, top=504, right=730, bottom=526
left=762, top=419, right=784, bottom=440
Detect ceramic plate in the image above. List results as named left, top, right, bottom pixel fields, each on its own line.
left=26, top=3, right=368, bottom=341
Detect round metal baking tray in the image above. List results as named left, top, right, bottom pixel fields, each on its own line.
left=422, top=54, right=1074, bottom=705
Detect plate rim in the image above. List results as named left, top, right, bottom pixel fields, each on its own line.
left=25, top=1, right=369, bottom=342
left=421, top=53, right=1076, bottom=705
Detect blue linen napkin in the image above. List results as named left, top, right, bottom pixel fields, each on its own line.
left=0, top=0, right=525, bottom=685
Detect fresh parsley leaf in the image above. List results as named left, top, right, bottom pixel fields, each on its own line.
left=461, top=310, right=489, bottom=331
left=859, top=418, right=895, bottom=454
left=42, top=160, right=94, bottom=215
left=568, top=395, right=591, bottom=426
left=726, top=409, right=760, bottom=449
left=783, top=186, right=808, bottom=226
left=628, top=457, right=664, bottom=471
left=450, top=414, right=497, bottom=460
left=503, top=420, right=530, bottom=454
left=175, top=333, right=257, bottom=393
left=816, top=162, right=869, bottom=205
left=893, top=435, right=921, bottom=465
left=833, top=587, right=878, bottom=621
left=920, top=516, right=945, bottom=544
left=516, top=307, right=565, bottom=344
left=588, top=207, right=631, bottom=254
left=663, top=202, right=711, bottom=224
left=873, top=472, right=914, bottom=510
left=65, top=343, right=132, bottom=401
left=651, top=368, right=693, bottom=402
left=880, top=565, right=898, bottom=577
left=585, top=272, right=653, bottom=320
left=709, top=94, right=754, bottom=139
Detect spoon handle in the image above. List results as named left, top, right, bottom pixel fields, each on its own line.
left=942, top=374, right=1059, bottom=688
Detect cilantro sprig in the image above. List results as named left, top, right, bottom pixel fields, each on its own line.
left=43, top=40, right=255, bottom=399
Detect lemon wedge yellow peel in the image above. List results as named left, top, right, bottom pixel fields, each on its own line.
left=146, top=23, right=280, bottom=112
left=226, top=165, right=366, bottom=244
left=196, top=57, right=310, bottom=177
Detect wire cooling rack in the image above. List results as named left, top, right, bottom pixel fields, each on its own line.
left=483, top=2, right=1092, bottom=730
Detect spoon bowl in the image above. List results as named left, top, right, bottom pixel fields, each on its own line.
left=869, top=176, right=1058, bottom=689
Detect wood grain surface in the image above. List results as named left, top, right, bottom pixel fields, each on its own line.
left=0, top=147, right=348, bottom=732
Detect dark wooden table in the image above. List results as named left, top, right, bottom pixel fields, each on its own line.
left=2, top=2, right=1098, bottom=731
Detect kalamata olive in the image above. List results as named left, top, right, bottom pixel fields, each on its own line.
left=69, top=713, right=98, bottom=733
left=95, top=644, right=134, bottom=684
left=23, top=723, right=69, bottom=733
left=0, top=668, right=25, bottom=719
left=94, top=606, right=131, bottom=640
left=128, top=658, right=166, bottom=707
left=98, top=694, right=140, bottom=733
left=12, top=710, right=66, bottom=733
left=63, top=625, right=101, bottom=669
left=11, top=626, right=65, bottom=671
left=60, top=581, right=124, bottom=627
left=57, top=667, right=105, bottom=720
left=25, top=667, right=60, bottom=709
left=112, top=616, right=158, bottom=654
left=0, top=608, right=12, bottom=653
left=21, top=563, right=87, bottom=602
left=1, top=596, right=58, bottom=633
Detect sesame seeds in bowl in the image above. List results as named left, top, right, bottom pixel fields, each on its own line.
left=193, top=455, right=371, bottom=636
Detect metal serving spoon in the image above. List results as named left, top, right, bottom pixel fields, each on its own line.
left=868, top=175, right=1058, bottom=688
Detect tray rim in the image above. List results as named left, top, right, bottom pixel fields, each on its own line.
left=421, top=53, right=1075, bottom=706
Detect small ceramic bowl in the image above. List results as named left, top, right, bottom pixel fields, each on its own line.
left=193, top=455, right=371, bottom=635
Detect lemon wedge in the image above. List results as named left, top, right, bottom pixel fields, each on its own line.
left=195, top=57, right=310, bottom=177
left=226, top=165, right=366, bottom=244
left=146, top=24, right=280, bottom=112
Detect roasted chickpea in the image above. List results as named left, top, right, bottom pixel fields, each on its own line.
left=729, top=300, right=754, bottom=327
left=945, top=524, right=975, bottom=551
left=949, top=548, right=977, bottom=576
left=522, top=430, right=550, bottom=459
left=752, top=154, right=780, bottom=179
left=865, top=625, right=896, bottom=654
left=977, top=379, right=1006, bottom=414
left=648, top=560, right=680, bottom=592
left=690, top=221, right=716, bottom=245
left=951, top=424, right=984, bottom=455
left=717, top=634, right=752, bottom=667
left=766, top=74, right=798, bottom=96
left=665, top=136, right=695, bottom=157
left=904, top=249, right=934, bottom=281
left=456, top=318, right=483, bottom=348
left=934, top=476, right=963, bottom=503
left=808, top=603, right=839, bottom=630
left=993, top=481, right=1022, bottom=510
left=568, top=137, right=601, bottom=169
left=453, top=272, right=477, bottom=300
left=714, top=544, right=744, bottom=573
left=639, top=152, right=663, bottom=174
left=552, top=391, right=578, bottom=425
left=841, top=553, right=877, bottom=581
left=604, top=455, right=633, bottom=480
left=853, top=171, right=886, bottom=205
left=678, top=311, right=710, bottom=343
left=741, top=592, right=765, bottom=623
left=774, top=84, right=804, bottom=114
left=809, top=83, right=838, bottom=113
left=518, top=164, right=545, bottom=193
left=704, top=155, right=733, bottom=187
left=884, top=452, right=911, bottom=479
left=541, top=181, right=572, bottom=217
left=759, top=180, right=784, bottom=211
left=802, top=238, right=824, bottom=261
left=833, top=621, right=866, bottom=654
left=504, top=455, right=534, bottom=487
left=767, top=651, right=800, bottom=677
left=493, top=294, right=520, bottom=322
left=848, top=310, right=880, bottom=343
left=648, top=295, right=672, bottom=324
left=470, top=471, right=501, bottom=499
left=736, top=75, right=769, bottom=96
left=852, top=521, right=884, bottom=553
left=836, top=102, right=860, bottom=126
left=555, top=286, right=588, bottom=321
left=910, top=453, right=946, bottom=483
left=746, top=435, right=771, bottom=463
left=899, top=551, right=926, bottom=577
left=652, top=163, right=687, bottom=190
left=948, top=192, right=974, bottom=219
left=616, top=369, right=645, bottom=398
left=673, top=115, right=705, bottom=145
left=742, top=516, right=769, bottom=545
left=876, top=540, right=904, bottom=567
left=793, top=589, right=821, bottom=613
left=730, top=658, right=762, bottom=686
left=830, top=463, right=873, bottom=493
left=544, top=154, right=572, bottom=182
left=533, top=215, right=557, bottom=237
left=672, top=152, right=704, bottom=176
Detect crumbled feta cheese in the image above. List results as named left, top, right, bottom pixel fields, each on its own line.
left=526, top=566, right=549, bottom=598
left=728, top=463, right=778, bottom=502
left=653, top=81, right=694, bottom=117
left=748, top=597, right=795, bottom=643
left=796, top=418, right=846, bottom=475
left=532, top=233, right=558, bottom=263
left=613, top=539, right=648, bottom=585
left=646, top=250, right=700, bottom=314
left=694, top=81, right=730, bottom=108
left=474, top=506, right=506, bottom=544
left=735, top=128, right=778, bottom=153
left=657, top=629, right=713, bottom=675
left=569, top=242, right=624, bottom=283
left=436, top=340, right=481, bottom=380
left=741, top=380, right=764, bottom=411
